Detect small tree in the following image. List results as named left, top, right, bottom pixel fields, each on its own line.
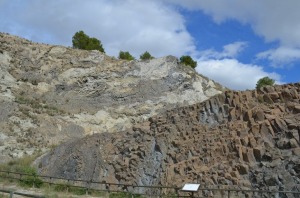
left=72, top=31, right=88, bottom=50
left=180, top=55, right=197, bottom=68
left=140, top=51, right=154, bottom=60
left=72, top=30, right=105, bottom=53
left=256, top=76, right=275, bottom=89
left=119, top=51, right=135, bottom=61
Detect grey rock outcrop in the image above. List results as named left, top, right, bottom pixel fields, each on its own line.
left=0, top=33, right=224, bottom=163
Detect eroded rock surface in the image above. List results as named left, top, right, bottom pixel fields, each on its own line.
left=38, top=83, right=300, bottom=196
left=0, top=33, right=224, bottom=162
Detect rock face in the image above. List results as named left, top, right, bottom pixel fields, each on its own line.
left=37, top=83, right=300, bottom=195
left=3, top=32, right=300, bottom=196
left=0, top=33, right=224, bottom=163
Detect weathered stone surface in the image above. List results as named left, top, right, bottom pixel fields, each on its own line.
left=36, top=81, right=300, bottom=194
left=0, top=33, right=225, bottom=162
left=237, top=164, right=249, bottom=175
left=268, top=92, right=280, bottom=101
left=263, top=93, right=274, bottom=104
left=294, top=105, right=300, bottom=113
left=2, top=33, right=300, bottom=195
left=264, top=174, right=279, bottom=186
left=290, top=138, right=298, bottom=148
left=254, top=109, right=265, bottom=121
left=293, top=148, right=300, bottom=156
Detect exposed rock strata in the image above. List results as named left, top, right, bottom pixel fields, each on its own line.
left=38, top=83, right=300, bottom=196
left=0, top=33, right=224, bottom=163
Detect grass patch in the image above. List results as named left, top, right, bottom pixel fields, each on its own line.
left=69, top=186, right=86, bottom=195
left=42, top=188, right=108, bottom=198
left=0, top=155, right=143, bottom=197
left=0, top=154, right=43, bottom=188
left=52, top=183, right=95, bottom=196
left=109, top=192, right=144, bottom=198
left=15, top=96, right=65, bottom=116
left=89, top=189, right=108, bottom=197
left=53, top=183, right=71, bottom=192
left=19, top=166, right=43, bottom=188
left=161, top=193, right=179, bottom=198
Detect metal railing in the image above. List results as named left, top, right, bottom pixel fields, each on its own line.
left=1, top=170, right=300, bottom=197
left=0, top=188, right=45, bottom=198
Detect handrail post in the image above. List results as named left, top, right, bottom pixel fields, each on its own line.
left=191, top=191, right=194, bottom=198
left=86, top=180, right=90, bottom=195
left=106, top=183, right=110, bottom=193
left=10, top=191, right=14, bottom=198
left=49, top=177, right=52, bottom=189
left=33, top=175, right=36, bottom=188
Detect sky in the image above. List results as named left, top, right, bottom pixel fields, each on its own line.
left=0, top=0, right=300, bottom=90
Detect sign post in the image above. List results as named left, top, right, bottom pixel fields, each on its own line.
left=181, top=183, right=200, bottom=198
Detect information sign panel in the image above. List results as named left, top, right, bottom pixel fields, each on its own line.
left=182, top=183, right=200, bottom=192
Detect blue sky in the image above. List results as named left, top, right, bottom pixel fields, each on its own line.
left=1, top=0, right=299, bottom=90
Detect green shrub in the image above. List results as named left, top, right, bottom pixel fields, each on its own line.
left=179, top=55, right=197, bottom=68
left=72, top=30, right=105, bottom=53
left=119, top=51, right=135, bottom=61
left=140, top=51, right=154, bottom=60
left=256, top=76, right=275, bottom=89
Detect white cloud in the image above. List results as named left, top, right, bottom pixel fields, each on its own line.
left=196, top=59, right=283, bottom=90
left=257, top=46, right=300, bottom=67
left=223, top=42, right=247, bottom=57
left=165, top=0, right=300, bottom=66
left=197, top=41, right=247, bottom=60
left=164, top=0, right=300, bottom=46
left=0, top=0, right=196, bottom=57
left=194, top=42, right=283, bottom=90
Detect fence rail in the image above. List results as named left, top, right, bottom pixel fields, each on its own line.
left=1, top=170, right=300, bottom=197
left=0, top=188, right=45, bottom=198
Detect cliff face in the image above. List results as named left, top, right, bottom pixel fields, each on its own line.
left=0, top=33, right=224, bottom=163
left=37, top=83, right=300, bottom=194
left=3, top=33, right=300, bottom=195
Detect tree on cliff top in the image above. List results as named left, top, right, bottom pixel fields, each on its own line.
left=72, top=31, right=105, bottom=53
left=140, top=51, right=154, bottom=60
left=180, top=55, right=197, bottom=69
left=119, top=51, right=135, bottom=61
left=256, top=76, right=275, bottom=89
